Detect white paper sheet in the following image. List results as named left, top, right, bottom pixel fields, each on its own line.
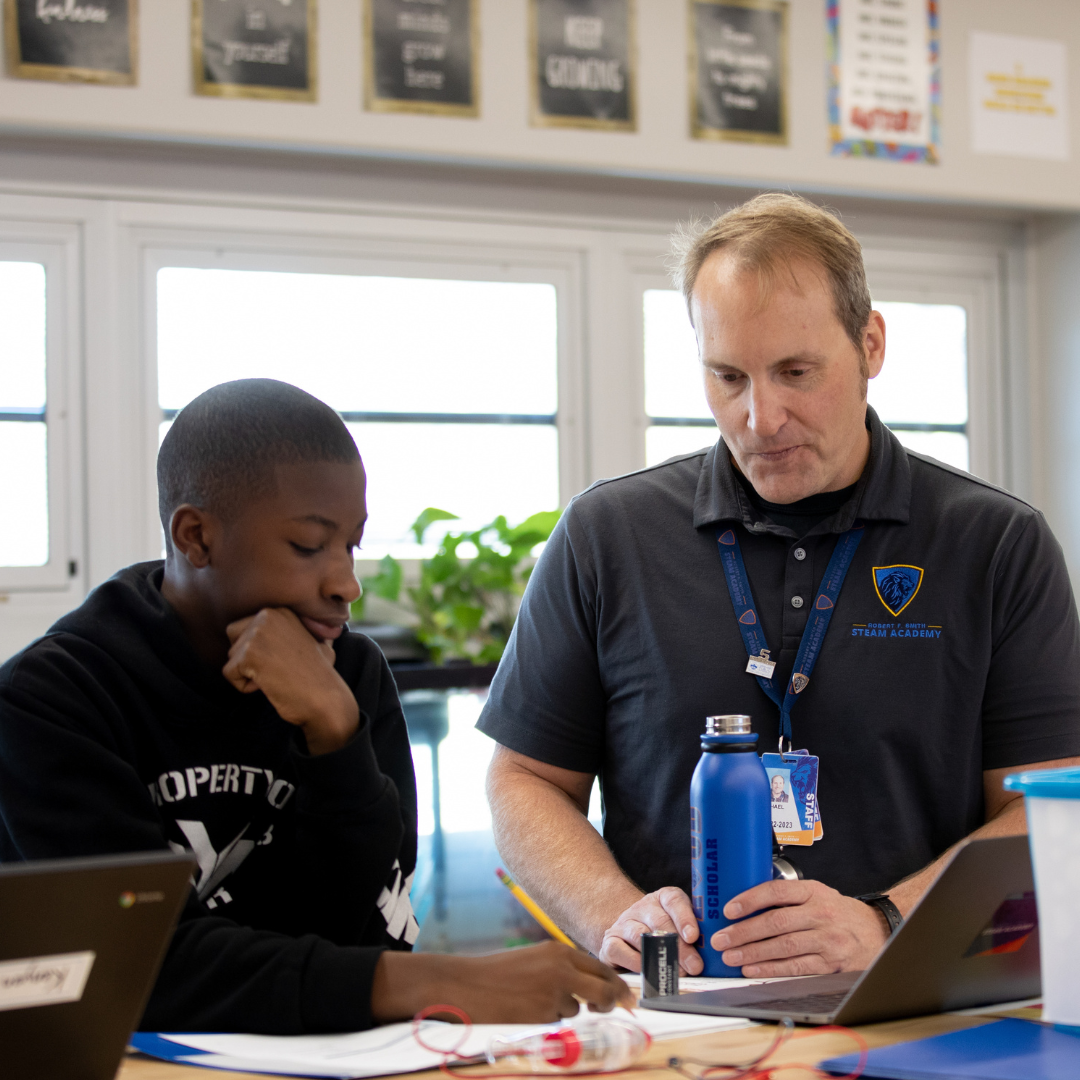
left=156, top=1008, right=753, bottom=1079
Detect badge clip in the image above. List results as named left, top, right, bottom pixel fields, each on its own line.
left=746, top=648, right=776, bottom=679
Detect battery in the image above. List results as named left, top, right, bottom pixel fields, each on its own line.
left=640, top=932, right=680, bottom=998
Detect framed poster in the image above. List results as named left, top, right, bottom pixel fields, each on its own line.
left=530, top=0, right=635, bottom=131
left=364, top=0, right=478, bottom=117
left=689, top=0, right=787, bottom=144
left=828, top=0, right=939, bottom=163
left=193, top=0, right=316, bottom=102
left=4, top=0, right=137, bottom=84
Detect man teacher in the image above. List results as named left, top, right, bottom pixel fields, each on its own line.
left=478, top=193, right=1080, bottom=978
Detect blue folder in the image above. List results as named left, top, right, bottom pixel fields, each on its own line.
left=820, top=1018, right=1080, bottom=1080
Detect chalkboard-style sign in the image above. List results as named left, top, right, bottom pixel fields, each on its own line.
left=4, top=0, right=137, bottom=84
left=530, top=0, right=635, bottom=131
left=364, top=0, right=478, bottom=117
left=193, top=0, right=316, bottom=101
left=689, top=0, right=787, bottom=144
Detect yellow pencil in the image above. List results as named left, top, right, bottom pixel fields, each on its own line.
left=496, top=867, right=578, bottom=949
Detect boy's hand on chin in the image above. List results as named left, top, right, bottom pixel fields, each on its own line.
left=223, top=608, right=359, bottom=755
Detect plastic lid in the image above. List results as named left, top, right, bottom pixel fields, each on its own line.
left=1003, top=765, right=1080, bottom=800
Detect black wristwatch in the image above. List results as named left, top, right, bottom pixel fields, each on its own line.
left=855, top=892, right=904, bottom=935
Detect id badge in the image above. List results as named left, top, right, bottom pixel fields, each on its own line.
left=745, top=649, right=776, bottom=678
left=761, top=751, right=820, bottom=847
left=791, top=748, right=824, bottom=841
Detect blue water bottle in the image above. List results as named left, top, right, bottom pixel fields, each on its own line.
left=690, top=714, right=773, bottom=976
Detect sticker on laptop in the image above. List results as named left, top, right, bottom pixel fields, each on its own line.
left=0, top=951, right=96, bottom=1012
left=963, top=892, right=1038, bottom=958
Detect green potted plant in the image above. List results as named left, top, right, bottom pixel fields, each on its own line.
left=350, top=507, right=561, bottom=665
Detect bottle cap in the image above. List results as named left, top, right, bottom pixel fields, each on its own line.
left=705, top=714, right=752, bottom=735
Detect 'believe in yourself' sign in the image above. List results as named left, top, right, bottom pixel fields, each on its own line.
left=4, top=0, right=137, bottom=83
left=365, top=0, right=478, bottom=117
left=530, top=0, right=635, bottom=131
left=193, top=0, right=316, bottom=101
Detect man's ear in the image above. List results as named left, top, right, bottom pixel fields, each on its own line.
left=863, top=310, right=886, bottom=380
left=170, top=505, right=216, bottom=569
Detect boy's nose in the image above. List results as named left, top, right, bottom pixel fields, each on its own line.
left=325, top=556, right=362, bottom=605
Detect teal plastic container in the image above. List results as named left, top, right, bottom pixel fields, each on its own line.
left=1003, top=765, right=1080, bottom=1028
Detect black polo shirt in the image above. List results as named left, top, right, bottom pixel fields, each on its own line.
left=477, top=409, right=1080, bottom=897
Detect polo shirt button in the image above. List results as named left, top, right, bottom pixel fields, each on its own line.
left=791, top=595, right=804, bottom=609
left=793, top=547, right=806, bottom=561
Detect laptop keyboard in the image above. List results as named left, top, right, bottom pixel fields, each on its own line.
left=742, top=991, right=849, bottom=1014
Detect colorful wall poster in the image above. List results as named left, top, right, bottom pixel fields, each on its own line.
left=530, top=0, right=635, bottom=131
left=969, top=32, right=1069, bottom=161
left=4, top=0, right=137, bottom=84
left=365, top=0, right=478, bottom=117
left=828, top=0, right=939, bottom=163
left=690, top=0, right=787, bottom=144
left=193, top=0, right=316, bottom=101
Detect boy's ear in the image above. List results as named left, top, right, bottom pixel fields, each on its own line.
left=170, top=505, right=215, bottom=569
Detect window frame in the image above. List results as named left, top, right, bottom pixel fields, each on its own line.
left=0, top=228, right=81, bottom=592
left=137, top=231, right=588, bottom=562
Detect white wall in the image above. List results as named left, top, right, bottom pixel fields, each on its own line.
left=2, top=0, right=1080, bottom=210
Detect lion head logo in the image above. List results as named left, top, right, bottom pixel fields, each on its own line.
left=873, top=565, right=924, bottom=617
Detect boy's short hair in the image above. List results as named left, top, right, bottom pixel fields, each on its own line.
left=157, top=379, right=360, bottom=544
left=670, top=193, right=872, bottom=357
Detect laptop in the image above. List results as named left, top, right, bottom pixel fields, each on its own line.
left=0, top=849, right=195, bottom=1080
left=640, top=834, right=1040, bottom=1026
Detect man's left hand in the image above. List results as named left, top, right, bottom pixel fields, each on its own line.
left=710, top=880, right=889, bottom=977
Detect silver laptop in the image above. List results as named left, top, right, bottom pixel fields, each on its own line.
left=0, top=849, right=195, bottom=1080
left=640, top=834, right=1040, bottom=1026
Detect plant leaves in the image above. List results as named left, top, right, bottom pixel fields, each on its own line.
left=410, top=507, right=459, bottom=545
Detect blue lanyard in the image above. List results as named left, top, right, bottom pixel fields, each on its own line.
left=716, top=524, right=865, bottom=746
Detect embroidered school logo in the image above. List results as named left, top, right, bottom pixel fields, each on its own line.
left=873, top=565, right=924, bottom=617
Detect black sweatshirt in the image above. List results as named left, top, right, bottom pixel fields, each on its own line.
left=0, top=562, right=418, bottom=1034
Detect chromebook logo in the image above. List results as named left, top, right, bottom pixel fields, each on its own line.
left=119, top=892, right=136, bottom=908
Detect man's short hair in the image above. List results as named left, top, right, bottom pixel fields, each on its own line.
left=157, top=379, right=360, bottom=544
left=671, top=193, right=872, bottom=356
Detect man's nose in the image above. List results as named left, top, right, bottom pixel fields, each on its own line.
left=746, top=381, right=786, bottom=437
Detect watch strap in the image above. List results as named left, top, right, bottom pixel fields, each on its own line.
left=855, top=892, right=904, bottom=935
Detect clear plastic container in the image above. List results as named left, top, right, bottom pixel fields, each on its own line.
left=1003, top=765, right=1080, bottom=1027
left=486, top=1017, right=651, bottom=1073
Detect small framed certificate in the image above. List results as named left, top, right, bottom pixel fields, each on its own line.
left=364, top=0, right=478, bottom=117
left=4, top=0, right=137, bottom=84
left=193, top=0, right=316, bottom=102
left=689, top=0, right=787, bottom=144
left=530, top=0, right=635, bottom=131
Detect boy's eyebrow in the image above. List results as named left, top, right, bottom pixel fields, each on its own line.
left=290, top=514, right=369, bottom=531
left=290, top=514, right=338, bottom=529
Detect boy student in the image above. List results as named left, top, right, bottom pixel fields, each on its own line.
left=0, top=379, right=631, bottom=1033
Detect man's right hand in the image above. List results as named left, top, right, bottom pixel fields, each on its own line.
left=598, top=887, right=704, bottom=975
left=372, top=942, right=634, bottom=1023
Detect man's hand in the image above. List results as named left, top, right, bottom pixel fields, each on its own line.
left=371, top=941, right=636, bottom=1023
left=598, top=887, right=704, bottom=975
left=711, top=879, right=888, bottom=977
left=223, top=608, right=359, bottom=756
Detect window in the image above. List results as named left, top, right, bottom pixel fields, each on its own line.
left=155, top=268, right=561, bottom=556
left=867, top=301, right=968, bottom=471
left=641, top=290, right=972, bottom=474
left=0, top=261, right=48, bottom=569
left=643, top=288, right=715, bottom=467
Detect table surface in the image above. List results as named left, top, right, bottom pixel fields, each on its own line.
left=116, top=1004, right=1042, bottom=1080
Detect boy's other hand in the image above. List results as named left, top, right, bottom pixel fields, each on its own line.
left=371, top=941, right=635, bottom=1024
left=223, top=608, right=359, bottom=755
